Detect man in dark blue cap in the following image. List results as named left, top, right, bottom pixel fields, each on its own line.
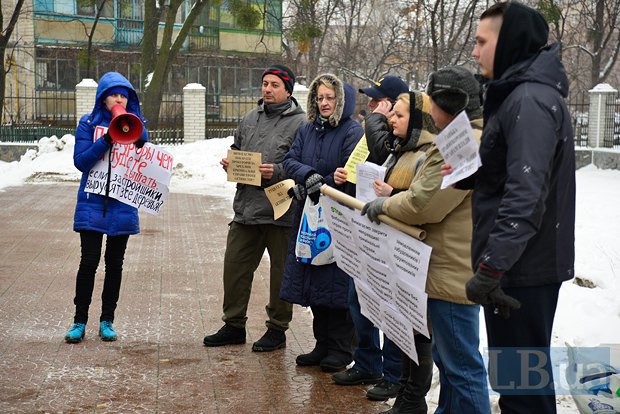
left=330, top=75, right=408, bottom=402
left=358, top=76, right=409, bottom=164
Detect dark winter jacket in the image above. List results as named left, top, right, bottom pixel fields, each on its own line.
left=364, top=112, right=392, bottom=165
left=230, top=97, right=306, bottom=227
left=73, top=72, right=149, bottom=236
left=460, top=39, right=575, bottom=287
left=280, top=74, right=364, bottom=308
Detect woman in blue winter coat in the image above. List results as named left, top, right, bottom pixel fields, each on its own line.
left=282, top=73, right=364, bottom=372
left=64, top=72, right=148, bottom=343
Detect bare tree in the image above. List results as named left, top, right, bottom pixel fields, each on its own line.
left=141, top=0, right=211, bottom=129
left=1, top=0, right=26, bottom=123
left=76, top=0, right=110, bottom=78
left=283, top=0, right=340, bottom=79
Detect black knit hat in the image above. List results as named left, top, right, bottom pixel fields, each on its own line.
left=262, top=64, right=295, bottom=94
left=426, top=66, right=482, bottom=119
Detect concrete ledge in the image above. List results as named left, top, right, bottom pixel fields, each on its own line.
left=0, top=143, right=38, bottom=162
left=576, top=148, right=620, bottom=170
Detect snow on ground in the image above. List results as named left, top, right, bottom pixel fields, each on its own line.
left=1, top=136, right=619, bottom=413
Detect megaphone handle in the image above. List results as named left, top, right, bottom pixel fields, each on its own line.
left=103, top=145, right=113, bottom=218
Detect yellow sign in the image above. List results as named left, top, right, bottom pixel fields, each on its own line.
left=344, top=135, right=370, bottom=184
left=227, top=150, right=262, bottom=186
left=264, top=179, right=296, bottom=220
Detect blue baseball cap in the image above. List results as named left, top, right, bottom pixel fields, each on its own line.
left=359, top=76, right=408, bottom=101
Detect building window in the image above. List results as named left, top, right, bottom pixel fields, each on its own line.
left=34, top=0, right=54, bottom=12
left=265, top=0, right=281, bottom=32
left=55, top=0, right=75, bottom=14
left=119, top=0, right=144, bottom=20
left=36, top=58, right=78, bottom=91
left=77, top=0, right=114, bottom=18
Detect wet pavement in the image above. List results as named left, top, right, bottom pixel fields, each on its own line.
left=0, top=183, right=396, bottom=413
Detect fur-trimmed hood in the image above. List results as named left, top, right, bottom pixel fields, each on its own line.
left=306, top=73, right=356, bottom=127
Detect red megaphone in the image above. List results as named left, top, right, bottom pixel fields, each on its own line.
left=108, top=104, right=143, bottom=145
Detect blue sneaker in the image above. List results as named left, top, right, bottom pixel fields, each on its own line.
left=65, top=323, right=86, bottom=343
left=99, top=321, right=117, bottom=341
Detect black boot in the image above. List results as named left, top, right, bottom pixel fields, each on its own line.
left=377, top=352, right=408, bottom=413
left=297, top=306, right=329, bottom=366
left=203, top=324, right=246, bottom=347
left=398, top=337, right=434, bottom=414
left=319, top=307, right=354, bottom=372
left=252, top=328, right=286, bottom=352
left=296, top=346, right=328, bottom=366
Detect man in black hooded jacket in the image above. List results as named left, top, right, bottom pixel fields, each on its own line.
left=445, top=2, right=576, bottom=413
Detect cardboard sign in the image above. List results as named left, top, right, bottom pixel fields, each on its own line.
left=264, top=179, right=295, bottom=220
left=227, top=150, right=262, bottom=186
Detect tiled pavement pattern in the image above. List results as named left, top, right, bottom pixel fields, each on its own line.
left=0, top=183, right=392, bottom=414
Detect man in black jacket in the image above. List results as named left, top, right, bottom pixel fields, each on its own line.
left=447, top=2, right=575, bottom=413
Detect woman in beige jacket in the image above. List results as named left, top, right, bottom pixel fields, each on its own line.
left=362, top=66, right=491, bottom=414
left=363, top=91, right=440, bottom=414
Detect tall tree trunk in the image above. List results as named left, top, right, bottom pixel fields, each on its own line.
left=141, top=0, right=161, bottom=88
left=85, top=0, right=108, bottom=78
left=141, top=0, right=210, bottom=129
left=0, top=0, right=26, bottom=123
left=590, top=0, right=604, bottom=86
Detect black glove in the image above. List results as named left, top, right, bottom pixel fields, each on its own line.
left=361, top=197, right=387, bottom=224
left=465, top=265, right=521, bottom=319
left=304, top=173, right=324, bottom=204
left=287, top=184, right=306, bottom=201
left=135, top=138, right=146, bottom=149
left=103, top=132, right=113, bottom=145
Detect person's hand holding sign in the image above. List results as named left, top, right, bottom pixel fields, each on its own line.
left=220, top=157, right=229, bottom=172
left=440, top=163, right=453, bottom=176
left=259, top=164, right=275, bottom=180
left=334, top=167, right=348, bottom=185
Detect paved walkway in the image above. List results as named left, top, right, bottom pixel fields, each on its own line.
left=0, top=183, right=395, bottom=413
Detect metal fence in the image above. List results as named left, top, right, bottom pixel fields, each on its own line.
left=9, top=88, right=617, bottom=148
left=0, top=125, right=74, bottom=142
left=566, top=91, right=620, bottom=149
left=567, top=92, right=589, bottom=147
left=2, top=90, right=77, bottom=128
left=606, top=92, right=620, bottom=148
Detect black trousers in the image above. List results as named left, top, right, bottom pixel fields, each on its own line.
left=484, top=283, right=562, bottom=414
left=311, top=305, right=355, bottom=362
left=73, top=230, right=129, bottom=324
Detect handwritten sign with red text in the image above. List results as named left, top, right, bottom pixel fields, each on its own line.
left=85, top=129, right=173, bottom=215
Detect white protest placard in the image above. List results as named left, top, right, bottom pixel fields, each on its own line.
left=434, top=111, right=482, bottom=189
left=365, top=260, right=394, bottom=303
left=84, top=142, right=173, bottom=215
left=381, top=304, right=418, bottom=364
left=351, top=215, right=391, bottom=267
left=320, top=188, right=433, bottom=354
left=355, top=280, right=384, bottom=330
left=355, top=162, right=387, bottom=203
left=322, top=196, right=358, bottom=244
left=394, top=278, right=430, bottom=339
left=387, top=235, right=432, bottom=293
left=332, top=239, right=366, bottom=282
